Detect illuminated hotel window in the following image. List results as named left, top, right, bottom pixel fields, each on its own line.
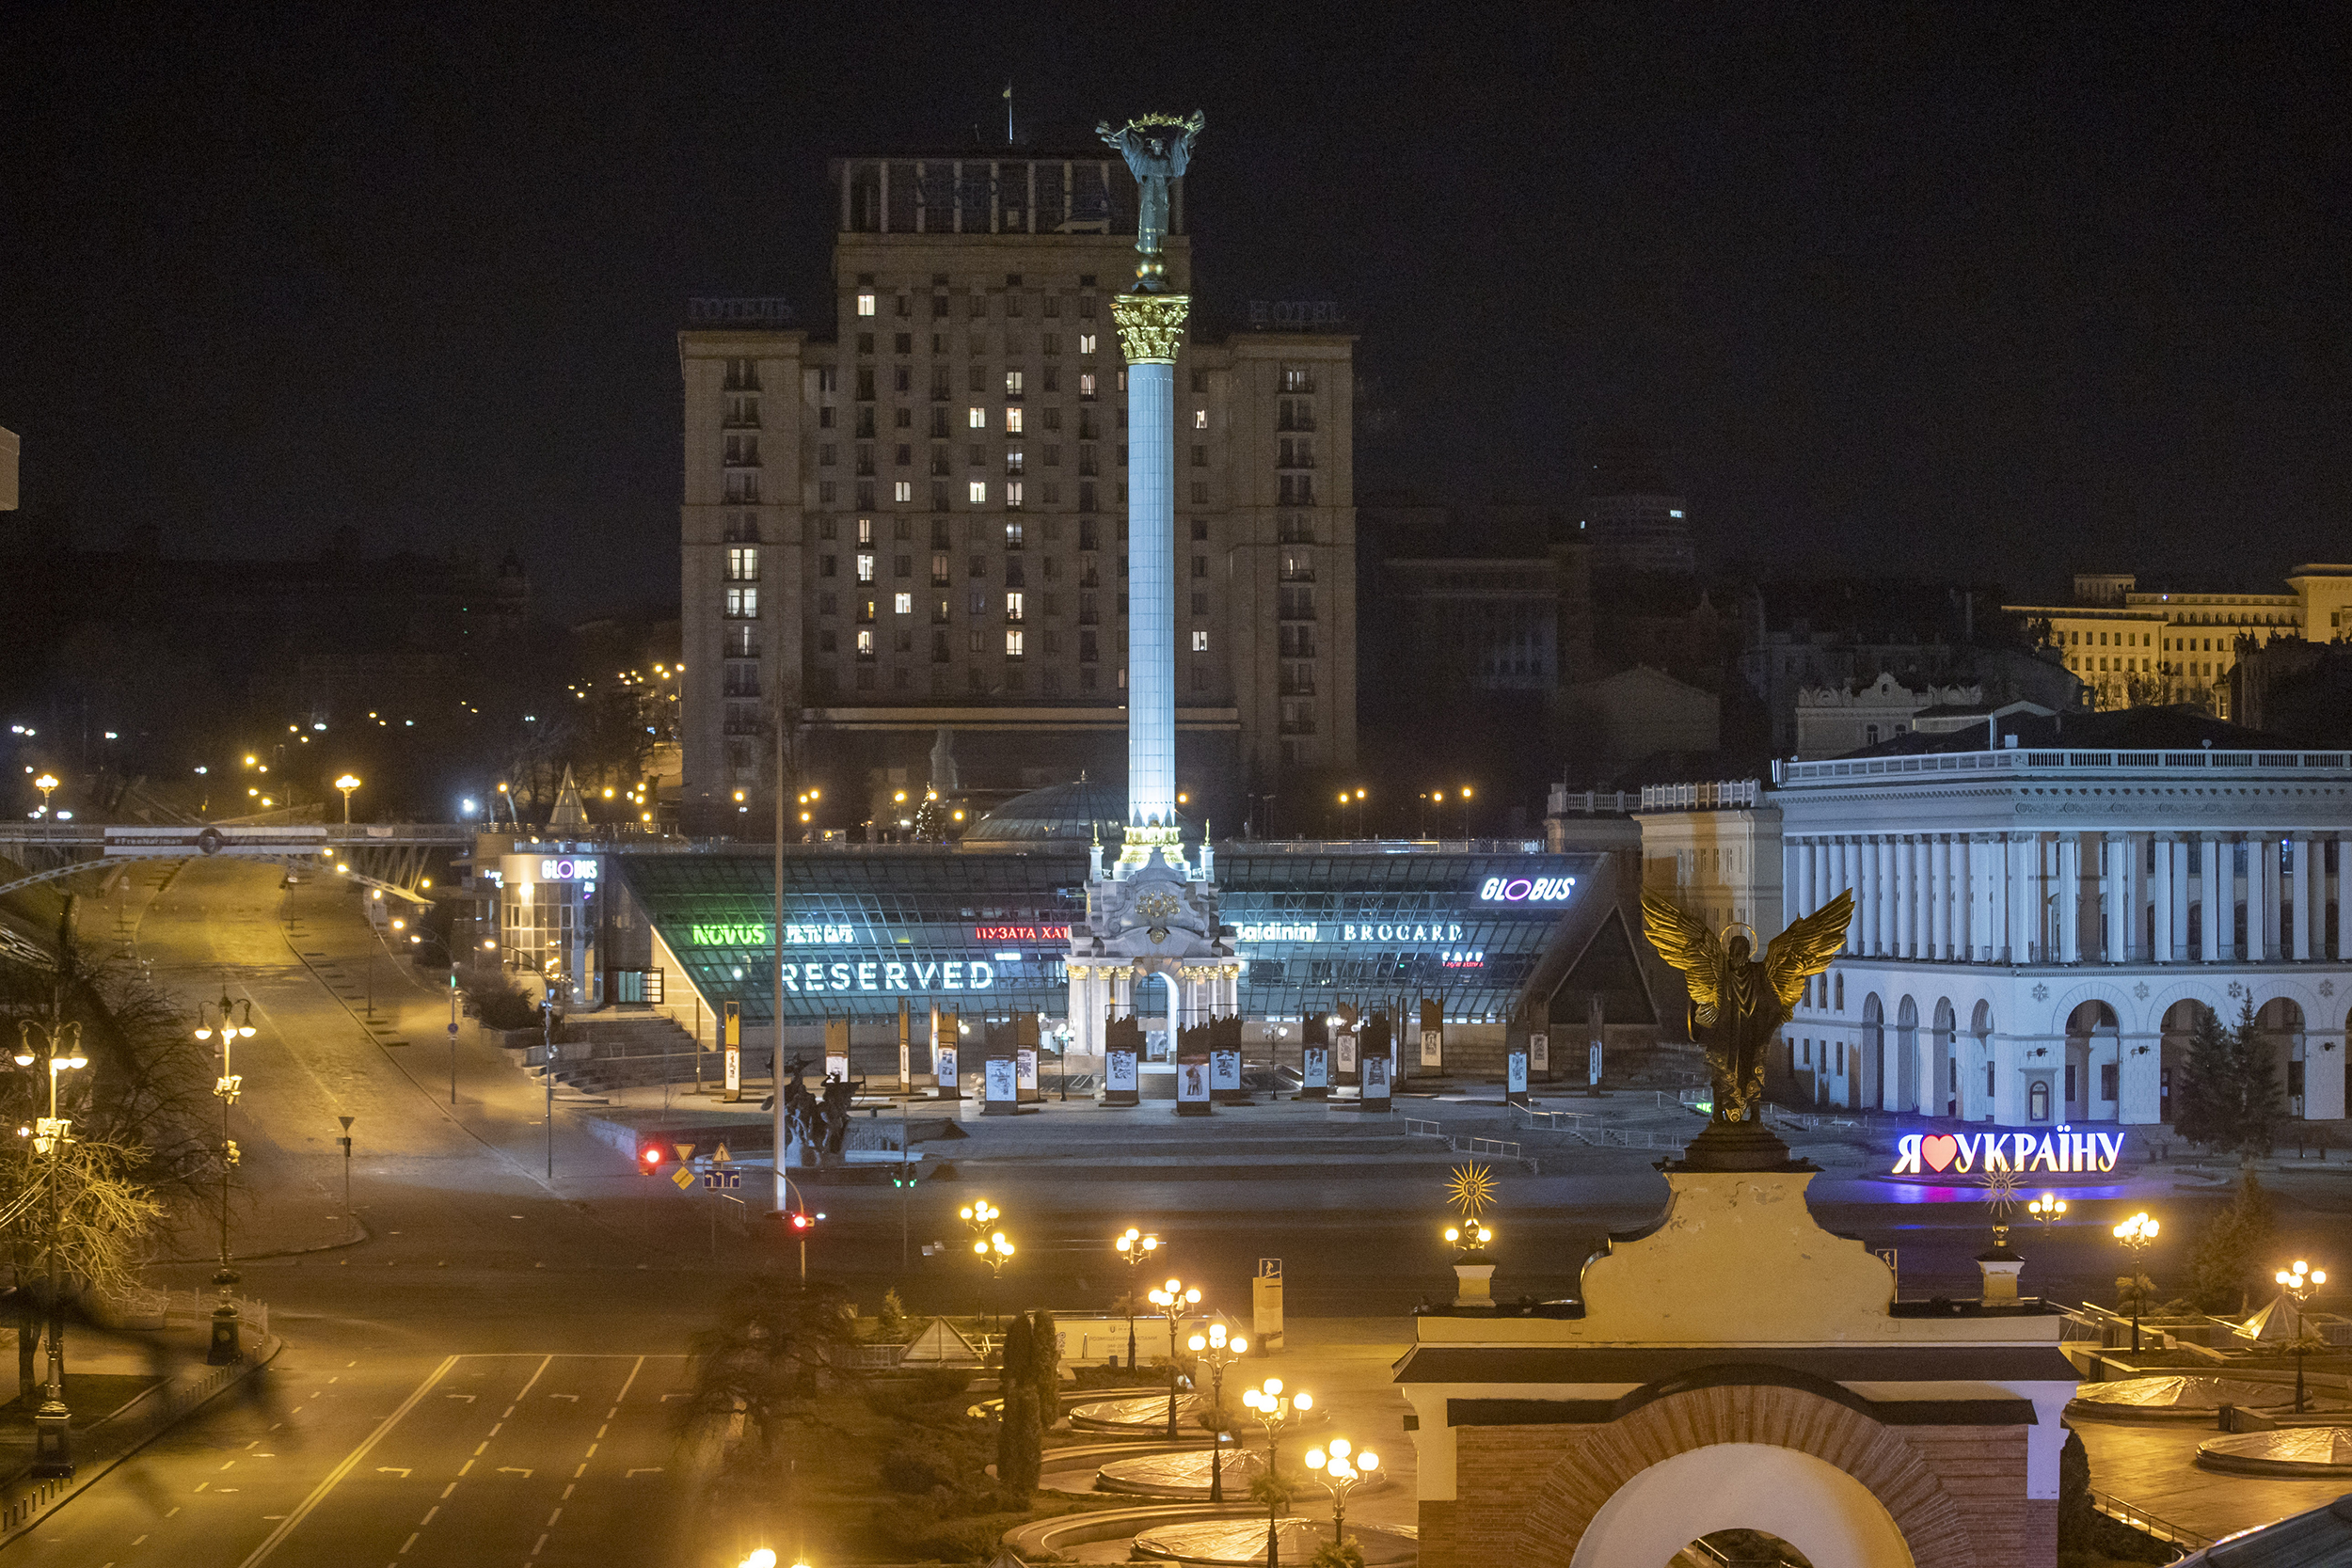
left=1005, top=629, right=1025, bottom=657
left=856, top=293, right=876, bottom=316
left=969, top=481, right=987, bottom=505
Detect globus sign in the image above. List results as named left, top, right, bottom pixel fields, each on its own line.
left=1478, top=875, right=1576, bottom=904
left=1889, top=1124, right=2124, bottom=1178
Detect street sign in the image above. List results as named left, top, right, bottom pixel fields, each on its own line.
left=702, top=1169, right=742, bottom=1190
left=712, top=1141, right=733, bottom=1164
left=670, top=1167, right=696, bottom=1191
left=448, top=1022, right=459, bottom=1037
left=672, top=1142, right=695, bottom=1163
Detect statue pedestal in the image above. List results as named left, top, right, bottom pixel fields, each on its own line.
left=1666, top=1118, right=1806, bottom=1173
left=1452, top=1259, right=1495, bottom=1307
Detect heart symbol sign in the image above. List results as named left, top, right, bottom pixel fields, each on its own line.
left=1921, top=1134, right=1959, bottom=1173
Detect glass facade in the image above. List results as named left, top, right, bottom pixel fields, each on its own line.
left=611, top=845, right=1600, bottom=1026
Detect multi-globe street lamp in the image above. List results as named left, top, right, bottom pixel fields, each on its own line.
left=1241, top=1377, right=1313, bottom=1568
left=2027, top=1193, right=2067, bottom=1238
left=194, top=995, right=257, bottom=1363
left=1115, top=1226, right=1161, bottom=1370
left=973, top=1230, right=1015, bottom=1329
left=335, top=773, right=361, bottom=823
left=1186, top=1320, right=1248, bottom=1501
left=1301, top=1437, right=1378, bottom=1545
left=2113, top=1212, right=2160, bottom=1354
left=1147, top=1276, right=1200, bottom=1438
left=16, top=1020, right=87, bottom=1477
left=2274, top=1259, right=2328, bottom=1414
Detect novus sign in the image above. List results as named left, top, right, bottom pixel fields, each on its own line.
left=1889, top=1125, right=2123, bottom=1178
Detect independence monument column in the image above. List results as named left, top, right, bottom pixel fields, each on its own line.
left=1065, top=111, right=1233, bottom=1084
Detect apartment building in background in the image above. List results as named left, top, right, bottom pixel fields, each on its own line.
left=677, top=151, right=1355, bottom=833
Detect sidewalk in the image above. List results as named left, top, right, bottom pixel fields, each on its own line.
left=0, top=1315, right=281, bottom=1543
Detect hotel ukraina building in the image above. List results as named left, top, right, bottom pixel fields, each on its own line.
left=675, top=151, right=1355, bottom=832
left=1639, top=705, right=2352, bottom=1130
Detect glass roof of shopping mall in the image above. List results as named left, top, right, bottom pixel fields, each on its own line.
left=612, top=845, right=1603, bottom=1026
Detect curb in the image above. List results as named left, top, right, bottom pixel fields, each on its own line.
left=0, top=1331, right=285, bottom=1544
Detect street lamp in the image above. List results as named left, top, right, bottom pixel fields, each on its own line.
left=194, top=994, right=257, bottom=1363
left=1185, top=1321, right=1248, bottom=1501
left=2026, top=1193, right=2067, bottom=1238
left=1302, top=1437, right=1378, bottom=1545
left=1241, top=1378, right=1313, bottom=1568
left=16, top=1020, right=87, bottom=1477
left=2113, top=1212, right=2160, bottom=1354
left=2273, top=1259, right=2328, bottom=1414
left=1115, top=1227, right=1161, bottom=1370
left=973, top=1230, right=1015, bottom=1328
left=1146, top=1276, right=1201, bottom=1438
left=32, top=773, right=58, bottom=818
left=335, top=774, right=361, bottom=823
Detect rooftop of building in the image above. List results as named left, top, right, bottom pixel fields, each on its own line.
left=1840, top=704, right=2274, bottom=759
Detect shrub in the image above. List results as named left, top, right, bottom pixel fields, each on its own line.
left=458, top=963, right=538, bottom=1031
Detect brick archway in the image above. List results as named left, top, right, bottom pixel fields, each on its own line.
left=1509, top=1379, right=1989, bottom=1568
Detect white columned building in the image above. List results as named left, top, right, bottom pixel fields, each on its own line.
left=1760, top=732, right=2352, bottom=1128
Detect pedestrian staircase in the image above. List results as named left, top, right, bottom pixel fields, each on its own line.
left=534, top=1013, right=706, bottom=1095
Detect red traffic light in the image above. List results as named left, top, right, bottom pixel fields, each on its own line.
left=639, top=1146, right=664, bottom=1172
left=788, top=1212, right=812, bottom=1230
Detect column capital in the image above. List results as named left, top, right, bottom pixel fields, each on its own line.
left=1109, top=293, right=1191, bottom=363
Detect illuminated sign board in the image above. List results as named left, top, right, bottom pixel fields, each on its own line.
left=686, top=923, right=858, bottom=947
left=1477, top=876, right=1575, bottom=904
left=973, top=925, right=1071, bottom=942
left=781, top=959, right=993, bottom=994
left=1231, top=922, right=1472, bottom=944
left=538, top=857, right=599, bottom=881
left=1889, top=1125, right=2122, bottom=1177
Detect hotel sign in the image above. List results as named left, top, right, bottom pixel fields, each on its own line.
left=1890, top=1126, right=2124, bottom=1177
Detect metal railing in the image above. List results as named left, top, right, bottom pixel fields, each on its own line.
left=1638, top=779, right=1763, bottom=811
left=2090, top=1489, right=2211, bottom=1552
left=1777, top=746, right=2352, bottom=785
left=1402, top=1118, right=1537, bottom=1170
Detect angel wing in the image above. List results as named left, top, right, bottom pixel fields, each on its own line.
left=1763, top=889, right=1856, bottom=1009
left=1639, top=891, right=1723, bottom=1020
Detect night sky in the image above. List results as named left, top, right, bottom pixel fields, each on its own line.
left=4, top=6, right=2345, bottom=615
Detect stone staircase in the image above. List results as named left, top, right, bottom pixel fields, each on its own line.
left=534, top=1013, right=707, bottom=1095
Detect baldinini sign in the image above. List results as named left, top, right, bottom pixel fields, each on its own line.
left=1889, top=1125, right=2124, bottom=1177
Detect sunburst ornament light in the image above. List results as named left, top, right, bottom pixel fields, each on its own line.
left=1446, top=1163, right=1495, bottom=1220
left=1981, top=1165, right=2020, bottom=1245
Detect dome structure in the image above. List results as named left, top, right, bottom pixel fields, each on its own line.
left=961, top=777, right=1200, bottom=847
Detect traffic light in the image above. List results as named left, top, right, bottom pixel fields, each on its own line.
left=890, top=1167, right=920, bottom=1189
left=787, top=1211, right=813, bottom=1231
left=639, top=1144, right=664, bottom=1175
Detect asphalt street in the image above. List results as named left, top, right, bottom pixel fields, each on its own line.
left=10, top=858, right=2345, bottom=1564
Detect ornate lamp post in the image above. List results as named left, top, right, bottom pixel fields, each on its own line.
left=1241, top=1377, right=1312, bottom=1568
left=335, top=773, right=361, bottom=824
left=17, top=1021, right=87, bottom=1477
left=1115, top=1227, right=1160, bottom=1370
left=972, top=1230, right=1015, bottom=1330
left=2274, top=1259, right=2328, bottom=1415
left=194, top=995, right=257, bottom=1363
left=1146, top=1276, right=1200, bottom=1438
left=2113, top=1212, right=2160, bottom=1354
left=2026, top=1192, right=2067, bottom=1237
left=1302, top=1438, right=1377, bottom=1545
left=1185, top=1320, right=1248, bottom=1501
left=32, top=773, right=59, bottom=818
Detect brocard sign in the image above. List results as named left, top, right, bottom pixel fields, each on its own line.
left=1890, top=1125, right=2124, bottom=1178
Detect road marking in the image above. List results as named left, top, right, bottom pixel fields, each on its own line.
left=496, top=1467, right=534, bottom=1479
left=420, top=1507, right=438, bottom=1526
left=613, top=1355, right=646, bottom=1404
left=502, top=1405, right=516, bottom=1418
left=582, top=1444, right=596, bottom=1457
left=572, top=1465, right=585, bottom=1479
left=221, top=1461, right=236, bottom=1470
left=375, top=1468, right=411, bottom=1479
left=457, top=1461, right=473, bottom=1476
left=625, top=1466, right=663, bottom=1477
left=547, top=1394, right=578, bottom=1402
left=399, top=1533, right=418, bottom=1554
left=167, top=1509, right=179, bottom=1518
left=472, top=1444, right=487, bottom=1456
left=439, top=1482, right=456, bottom=1499
left=513, top=1354, right=555, bottom=1402
left=487, top=1423, right=502, bottom=1436
left=233, top=1354, right=458, bottom=1568
left=195, top=1483, right=208, bottom=1493
left=595, top=1424, right=607, bottom=1439
left=133, top=1536, right=147, bottom=1545
left=561, top=1484, right=573, bottom=1500
left=604, top=1407, right=617, bottom=1419
left=246, top=1439, right=261, bottom=1449
left=531, top=1534, right=548, bottom=1556
left=444, top=1395, right=475, bottom=1403
left=547, top=1509, right=562, bottom=1526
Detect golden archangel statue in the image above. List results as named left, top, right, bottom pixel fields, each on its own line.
left=1642, top=889, right=1854, bottom=1148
